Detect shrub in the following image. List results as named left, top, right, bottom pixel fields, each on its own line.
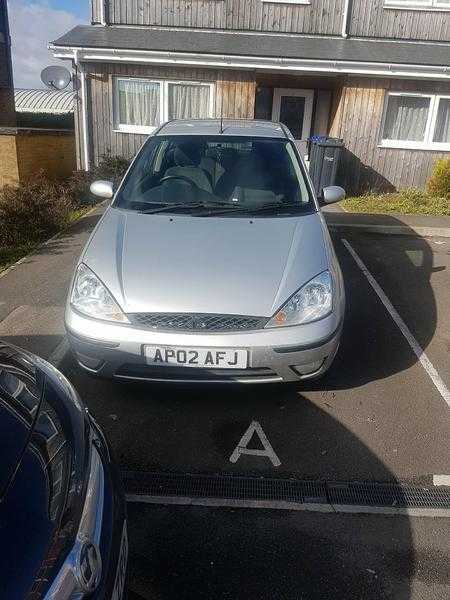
left=63, top=155, right=131, bottom=207
left=92, top=154, right=131, bottom=185
left=63, top=169, right=93, bottom=207
left=0, top=172, right=73, bottom=247
left=0, top=155, right=131, bottom=250
left=427, top=158, right=450, bottom=200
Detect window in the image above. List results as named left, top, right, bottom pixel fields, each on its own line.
left=434, top=98, right=450, bottom=144
left=116, top=79, right=161, bottom=134
left=168, top=83, right=212, bottom=120
left=114, top=78, right=214, bottom=134
left=114, top=135, right=313, bottom=215
left=261, top=0, right=310, bottom=4
left=384, top=0, right=450, bottom=10
left=380, top=92, right=450, bottom=150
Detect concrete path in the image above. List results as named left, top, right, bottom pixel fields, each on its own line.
left=0, top=205, right=104, bottom=360
left=325, top=210, right=450, bottom=238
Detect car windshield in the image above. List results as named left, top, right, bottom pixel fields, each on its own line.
left=114, top=135, right=314, bottom=216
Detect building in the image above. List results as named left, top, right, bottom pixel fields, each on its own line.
left=14, top=88, right=74, bottom=131
left=51, top=0, right=450, bottom=193
left=0, top=0, right=14, bottom=129
left=0, top=0, right=18, bottom=186
left=0, top=1, right=75, bottom=186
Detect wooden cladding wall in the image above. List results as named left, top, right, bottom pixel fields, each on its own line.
left=91, top=0, right=104, bottom=23
left=350, top=0, right=450, bottom=42
left=329, top=77, right=450, bottom=192
left=78, top=62, right=255, bottom=168
left=104, top=0, right=344, bottom=35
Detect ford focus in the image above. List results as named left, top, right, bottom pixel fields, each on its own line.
left=65, top=119, right=345, bottom=383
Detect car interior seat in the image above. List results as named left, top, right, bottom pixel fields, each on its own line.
left=164, top=145, right=213, bottom=193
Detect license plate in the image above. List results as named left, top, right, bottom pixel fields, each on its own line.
left=144, top=345, right=248, bottom=369
left=111, top=522, right=128, bottom=600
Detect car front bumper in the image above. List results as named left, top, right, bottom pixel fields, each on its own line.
left=66, top=307, right=343, bottom=383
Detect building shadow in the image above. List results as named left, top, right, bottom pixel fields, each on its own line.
left=337, top=148, right=396, bottom=195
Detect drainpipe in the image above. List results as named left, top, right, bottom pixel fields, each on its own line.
left=342, top=0, right=351, bottom=38
left=74, top=50, right=90, bottom=171
left=100, top=0, right=108, bottom=26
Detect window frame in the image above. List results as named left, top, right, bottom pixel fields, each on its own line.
left=384, top=0, right=450, bottom=11
left=261, top=0, right=310, bottom=4
left=113, top=77, right=215, bottom=135
left=379, top=91, right=450, bottom=151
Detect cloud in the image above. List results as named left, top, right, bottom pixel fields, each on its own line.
left=8, top=1, right=83, bottom=89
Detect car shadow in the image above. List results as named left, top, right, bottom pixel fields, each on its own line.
left=306, top=212, right=440, bottom=391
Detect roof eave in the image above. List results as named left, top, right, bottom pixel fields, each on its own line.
left=49, top=44, right=450, bottom=80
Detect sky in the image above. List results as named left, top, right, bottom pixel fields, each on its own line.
left=8, top=0, right=89, bottom=88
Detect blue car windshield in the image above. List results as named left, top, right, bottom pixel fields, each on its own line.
left=114, top=135, right=314, bottom=215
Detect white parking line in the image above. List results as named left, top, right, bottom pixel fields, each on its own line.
left=342, top=238, right=450, bottom=410
left=433, top=475, right=450, bottom=487
left=125, top=494, right=450, bottom=518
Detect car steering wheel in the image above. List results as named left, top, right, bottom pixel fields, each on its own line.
left=159, top=175, right=200, bottom=190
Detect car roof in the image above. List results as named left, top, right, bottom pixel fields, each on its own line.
left=155, top=119, right=292, bottom=139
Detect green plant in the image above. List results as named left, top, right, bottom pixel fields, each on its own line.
left=92, top=154, right=131, bottom=185
left=63, top=169, right=93, bottom=206
left=63, top=155, right=131, bottom=207
left=427, top=158, right=450, bottom=200
left=341, top=188, right=450, bottom=216
left=0, top=172, right=73, bottom=247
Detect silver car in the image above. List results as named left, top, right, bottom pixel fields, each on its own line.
left=66, top=119, right=345, bottom=384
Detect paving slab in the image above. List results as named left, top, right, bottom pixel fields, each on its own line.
left=325, top=211, right=450, bottom=238
left=0, top=206, right=104, bottom=360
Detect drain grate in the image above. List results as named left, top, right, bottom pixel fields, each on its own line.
left=328, top=481, right=450, bottom=509
left=122, top=471, right=450, bottom=511
left=123, top=471, right=327, bottom=504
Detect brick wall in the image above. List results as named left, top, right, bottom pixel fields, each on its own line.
left=0, top=134, right=19, bottom=186
left=0, top=131, right=76, bottom=187
left=16, top=131, right=76, bottom=181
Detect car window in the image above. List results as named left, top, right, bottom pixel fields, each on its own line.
left=114, top=135, right=314, bottom=216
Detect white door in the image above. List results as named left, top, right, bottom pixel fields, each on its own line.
left=272, top=88, right=314, bottom=158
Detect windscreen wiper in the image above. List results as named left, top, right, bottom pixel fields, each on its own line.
left=195, top=203, right=303, bottom=216
left=139, top=200, right=237, bottom=214
left=139, top=202, right=205, bottom=214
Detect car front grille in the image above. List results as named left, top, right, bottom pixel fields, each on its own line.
left=127, top=313, right=268, bottom=333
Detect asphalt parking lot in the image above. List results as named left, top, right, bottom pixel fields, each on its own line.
left=59, top=230, right=450, bottom=483
left=53, top=228, right=450, bottom=599
left=1, top=218, right=450, bottom=598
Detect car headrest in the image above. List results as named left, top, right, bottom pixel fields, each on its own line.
left=174, top=146, right=194, bottom=167
left=174, top=144, right=205, bottom=167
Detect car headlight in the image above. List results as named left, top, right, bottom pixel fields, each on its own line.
left=71, top=263, right=129, bottom=323
left=266, top=271, right=333, bottom=328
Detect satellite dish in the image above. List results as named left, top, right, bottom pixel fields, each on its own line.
left=41, top=65, right=72, bottom=90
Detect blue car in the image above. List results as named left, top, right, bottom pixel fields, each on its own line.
left=0, top=342, right=127, bottom=599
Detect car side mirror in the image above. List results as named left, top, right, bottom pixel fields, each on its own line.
left=322, top=186, right=346, bottom=204
left=90, top=180, right=114, bottom=199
